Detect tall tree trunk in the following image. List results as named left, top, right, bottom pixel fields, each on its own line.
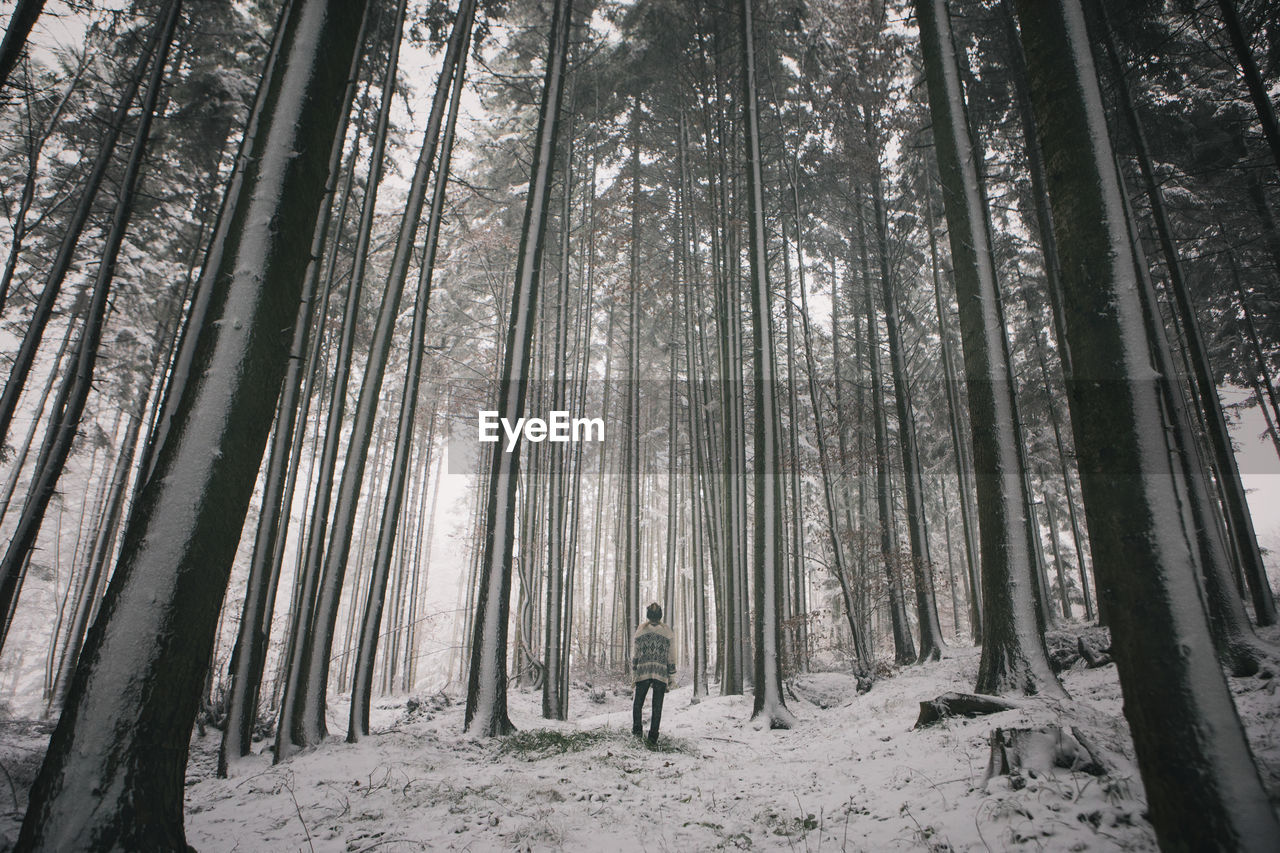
left=543, top=93, right=575, bottom=722
left=218, top=1, right=369, bottom=774
left=867, top=116, right=946, bottom=661
left=780, top=225, right=808, bottom=673
left=289, top=0, right=418, bottom=748
left=16, top=0, right=369, bottom=845
left=864, top=258, right=916, bottom=665
left=464, top=0, right=572, bottom=736
left=623, top=101, right=644, bottom=655
left=1014, top=1, right=1280, bottom=847
left=924, top=184, right=982, bottom=640
left=1119, top=183, right=1272, bottom=677
left=740, top=0, right=794, bottom=728
left=1094, top=4, right=1276, bottom=626
left=348, top=0, right=475, bottom=740
left=275, top=9, right=398, bottom=757
left=676, top=107, right=713, bottom=697
left=914, top=0, right=1063, bottom=697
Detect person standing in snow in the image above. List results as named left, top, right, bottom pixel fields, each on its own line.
left=632, top=602, right=676, bottom=743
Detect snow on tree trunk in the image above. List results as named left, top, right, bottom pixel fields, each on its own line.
left=464, top=0, right=573, bottom=737
left=219, top=0, right=370, bottom=774
left=913, top=0, right=1064, bottom=698
left=16, top=0, right=370, bottom=846
left=740, top=0, right=795, bottom=729
left=349, top=0, right=475, bottom=741
left=1094, top=3, right=1276, bottom=628
left=1014, top=0, right=1280, bottom=847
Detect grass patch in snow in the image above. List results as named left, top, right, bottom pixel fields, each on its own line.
left=497, top=728, right=617, bottom=759
left=497, top=727, right=695, bottom=760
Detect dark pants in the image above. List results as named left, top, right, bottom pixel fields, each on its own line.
left=632, top=678, right=666, bottom=741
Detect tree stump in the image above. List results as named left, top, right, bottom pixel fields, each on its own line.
left=983, top=725, right=1109, bottom=787
left=1077, top=636, right=1112, bottom=668
left=914, top=692, right=1020, bottom=727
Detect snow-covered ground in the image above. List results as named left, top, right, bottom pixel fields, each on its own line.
left=174, top=631, right=1276, bottom=852
left=1, top=630, right=1276, bottom=851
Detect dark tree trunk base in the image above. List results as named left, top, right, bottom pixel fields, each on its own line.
left=914, top=692, right=1019, bottom=728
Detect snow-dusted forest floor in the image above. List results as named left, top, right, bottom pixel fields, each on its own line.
left=1, top=628, right=1278, bottom=851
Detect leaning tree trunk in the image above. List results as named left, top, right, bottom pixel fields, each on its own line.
left=1214, top=0, right=1280, bottom=173
left=0, top=0, right=181, bottom=656
left=464, top=0, right=572, bottom=736
left=1119, top=185, right=1273, bottom=677
left=349, top=0, right=475, bottom=741
left=15, top=0, right=369, bottom=846
left=0, top=14, right=167, bottom=452
left=1014, top=1, right=1280, bottom=848
left=287, top=0, right=418, bottom=752
left=0, top=0, right=45, bottom=92
left=914, top=0, right=1063, bottom=697
left=274, top=20, right=394, bottom=759
left=217, top=0, right=369, bottom=775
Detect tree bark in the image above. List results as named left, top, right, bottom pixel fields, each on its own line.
left=741, top=0, right=794, bottom=728
left=465, top=0, right=573, bottom=736
left=0, top=0, right=45, bottom=92
left=348, top=0, right=475, bottom=740
left=16, top=0, right=369, bottom=845
left=217, top=0, right=369, bottom=774
left=1014, top=1, right=1280, bottom=847
left=914, top=0, right=1063, bottom=697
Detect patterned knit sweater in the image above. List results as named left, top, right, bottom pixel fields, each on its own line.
left=632, top=621, right=676, bottom=685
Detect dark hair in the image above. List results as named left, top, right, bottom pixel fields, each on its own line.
left=646, top=602, right=662, bottom=622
